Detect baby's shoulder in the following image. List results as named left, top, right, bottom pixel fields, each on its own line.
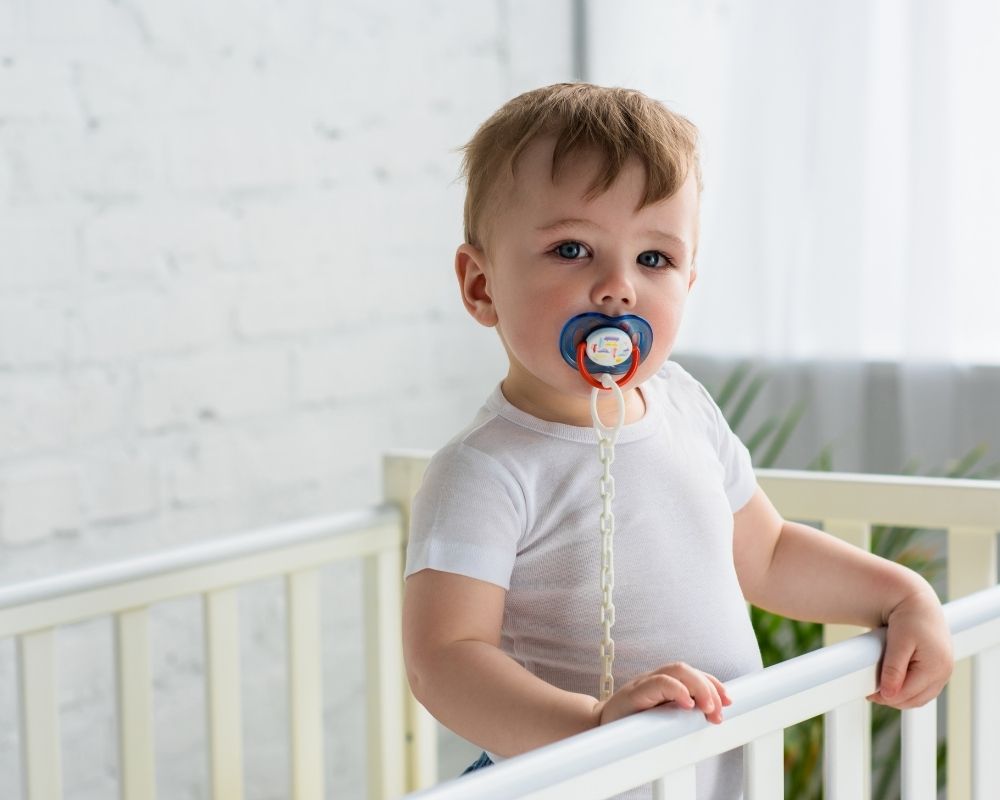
left=648, top=360, right=727, bottom=432
left=655, top=358, right=695, bottom=384
left=426, top=414, right=525, bottom=486
left=417, top=425, right=529, bottom=530
left=651, top=359, right=712, bottom=403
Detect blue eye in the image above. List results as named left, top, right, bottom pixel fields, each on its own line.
left=638, top=251, right=673, bottom=269
left=554, top=241, right=588, bottom=260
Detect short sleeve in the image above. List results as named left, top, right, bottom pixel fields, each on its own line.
left=694, top=381, right=757, bottom=512
left=404, top=442, right=526, bottom=590
left=666, top=363, right=758, bottom=513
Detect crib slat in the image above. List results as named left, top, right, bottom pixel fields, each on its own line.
left=947, top=526, right=997, bottom=800
left=824, top=697, right=869, bottom=800
left=287, top=569, right=324, bottom=800
left=901, top=699, right=936, bottom=799
left=972, top=645, right=1000, bottom=799
left=115, top=607, right=156, bottom=799
left=743, top=729, right=783, bottom=799
left=364, top=546, right=405, bottom=800
left=17, top=629, right=63, bottom=800
left=383, top=453, right=438, bottom=792
left=821, top=520, right=876, bottom=799
left=204, top=588, right=244, bottom=800
left=651, top=763, right=695, bottom=799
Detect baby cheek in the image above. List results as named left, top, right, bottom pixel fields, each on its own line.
left=644, top=313, right=683, bottom=356
left=499, top=313, right=544, bottom=355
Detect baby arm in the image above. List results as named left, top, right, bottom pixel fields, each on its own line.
left=733, top=487, right=954, bottom=709
left=403, top=569, right=728, bottom=759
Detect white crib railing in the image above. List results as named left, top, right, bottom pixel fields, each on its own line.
left=757, top=469, right=1000, bottom=800
left=402, top=585, right=1000, bottom=800
left=391, top=456, right=1000, bottom=800
left=0, top=506, right=409, bottom=800
left=1, top=454, right=998, bottom=799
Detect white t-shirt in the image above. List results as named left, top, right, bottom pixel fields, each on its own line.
left=405, top=361, right=763, bottom=800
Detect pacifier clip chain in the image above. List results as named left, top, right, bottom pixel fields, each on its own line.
left=561, top=315, right=651, bottom=703
left=591, top=371, right=625, bottom=703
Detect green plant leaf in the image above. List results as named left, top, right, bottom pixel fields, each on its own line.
left=970, top=461, right=1000, bottom=479
left=716, top=361, right=753, bottom=411
left=945, top=443, right=987, bottom=477
left=746, top=418, right=779, bottom=454
left=805, top=444, right=835, bottom=472
left=729, top=372, right=769, bottom=432
left=901, top=458, right=922, bottom=475
left=760, top=399, right=808, bottom=467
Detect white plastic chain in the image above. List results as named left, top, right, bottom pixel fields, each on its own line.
left=590, top=372, right=625, bottom=702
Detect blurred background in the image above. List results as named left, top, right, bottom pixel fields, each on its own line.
left=0, top=1, right=997, bottom=797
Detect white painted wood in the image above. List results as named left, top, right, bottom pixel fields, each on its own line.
left=651, top=763, right=695, bottom=799
left=384, top=452, right=438, bottom=791
left=115, top=607, right=156, bottom=800
left=948, top=589, right=1000, bottom=659
left=204, top=588, right=244, bottom=800
left=756, top=470, right=1000, bottom=530
left=400, top=635, right=890, bottom=799
left=406, top=702, right=439, bottom=793
left=946, top=526, right=997, bottom=601
left=972, top=645, right=1000, bottom=800
left=16, top=629, right=62, bottom=800
left=287, top=569, right=324, bottom=800
left=823, top=698, right=869, bottom=800
left=743, top=730, right=784, bottom=799
left=947, top=527, right=998, bottom=800
left=819, top=512, right=873, bottom=800
left=0, top=512, right=401, bottom=637
left=1, top=455, right=995, bottom=800
left=0, top=509, right=399, bottom=800
left=365, top=546, right=406, bottom=800
left=901, top=699, right=936, bottom=800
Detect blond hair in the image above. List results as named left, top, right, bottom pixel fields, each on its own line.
left=457, top=82, right=702, bottom=255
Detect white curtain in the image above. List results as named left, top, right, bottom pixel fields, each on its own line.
left=586, top=0, right=1000, bottom=366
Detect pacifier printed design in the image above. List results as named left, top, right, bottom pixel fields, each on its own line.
left=585, top=327, right=633, bottom=368
left=559, top=313, right=653, bottom=375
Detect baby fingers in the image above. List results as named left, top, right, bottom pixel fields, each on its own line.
left=869, top=678, right=945, bottom=710
left=635, top=674, right=697, bottom=709
left=704, top=672, right=733, bottom=707
left=648, top=665, right=725, bottom=723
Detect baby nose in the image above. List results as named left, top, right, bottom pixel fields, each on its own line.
left=592, top=267, right=636, bottom=307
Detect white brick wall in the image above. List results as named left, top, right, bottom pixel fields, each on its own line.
left=0, top=0, right=574, bottom=796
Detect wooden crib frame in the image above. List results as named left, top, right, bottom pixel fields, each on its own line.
left=1, top=452, right=998, bottom=799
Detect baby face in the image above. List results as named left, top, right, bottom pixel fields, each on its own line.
left=460, top=136, right=699, bottom=423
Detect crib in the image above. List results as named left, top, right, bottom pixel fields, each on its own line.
left=1, top=452, right=998, bottom=799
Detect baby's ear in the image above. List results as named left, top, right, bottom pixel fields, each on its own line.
left=455, top=244, right=498, bottom=327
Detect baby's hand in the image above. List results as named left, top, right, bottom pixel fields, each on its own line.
left=866, top=588, right=953, bottom=709
left=594, top=662, right=732, bottom=727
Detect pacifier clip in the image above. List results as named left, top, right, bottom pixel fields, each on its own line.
left=589, top=366, right=625, bottom=703
left=564, top=319, right=651, bottom=702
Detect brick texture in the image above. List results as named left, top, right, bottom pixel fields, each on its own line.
left=0, top=1, right=573, bottom=796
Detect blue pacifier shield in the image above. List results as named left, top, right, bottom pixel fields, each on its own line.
left=559, top=313, right=654, bottom=375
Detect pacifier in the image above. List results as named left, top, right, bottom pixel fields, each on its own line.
left=558, top=313, right=653, bottom=390
left=560, top=314, right=654, bottom=700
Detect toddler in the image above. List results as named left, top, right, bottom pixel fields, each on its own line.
left=401, top=83, right=952, bottom=800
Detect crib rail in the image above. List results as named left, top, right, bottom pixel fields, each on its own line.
left=757, top=468, right=1000, bottom=800
left=389, top=454, right=1000, bottom=799
left=2, top=455, right=998, bottom=799
left=403, top=585, right=1000, bottom=800
left=0, top=506, right=407, bottom=800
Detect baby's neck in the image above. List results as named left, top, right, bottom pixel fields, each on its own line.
left=501, top=379, right=647, bottom=428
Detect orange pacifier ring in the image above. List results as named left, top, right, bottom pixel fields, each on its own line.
left=576, top=340, right=640, bottom=390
